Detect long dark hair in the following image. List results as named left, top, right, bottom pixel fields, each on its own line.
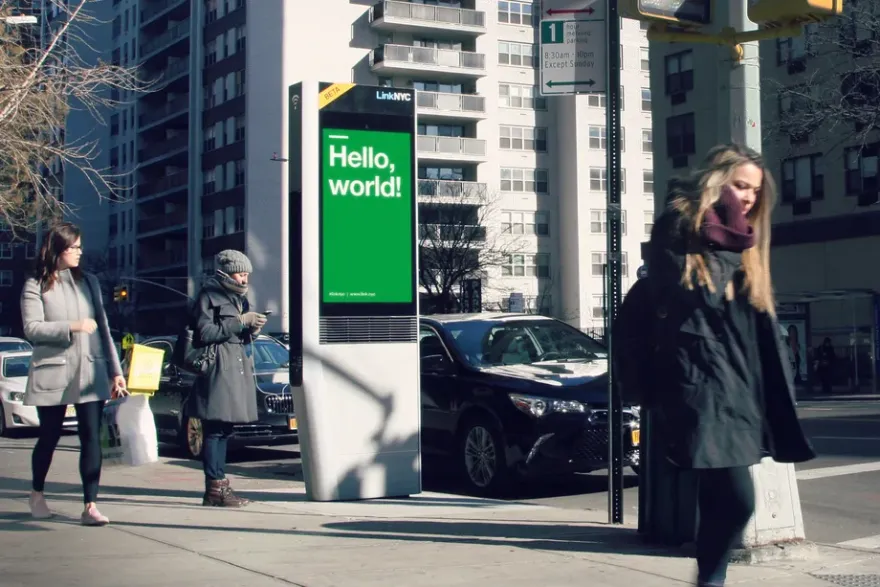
left=35, top=222, right=83, bottom=292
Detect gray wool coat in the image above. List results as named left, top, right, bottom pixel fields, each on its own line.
left=21, top=270, right=123, bottom=407
left=190, top=277, right=258, bottom=424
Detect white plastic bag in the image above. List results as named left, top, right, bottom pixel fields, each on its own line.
left=100, top=395, right=159, bottom=467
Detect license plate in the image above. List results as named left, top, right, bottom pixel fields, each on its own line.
left=65, top=405, right=76, bottom=419
left=631, top=429, right=640, bottom=446
left=288, top=417, right=297, bottom=431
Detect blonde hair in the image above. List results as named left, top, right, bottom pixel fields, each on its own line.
left=668, top=144, right=777, bottom=316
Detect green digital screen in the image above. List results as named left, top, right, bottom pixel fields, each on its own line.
left=321, top=127, right=414, bottom=304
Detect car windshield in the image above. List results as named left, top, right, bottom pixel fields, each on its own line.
left=2, top=355, right=31, bottom=378
left=252, top=338, right=290, bottom=372
left=444, top=319, right=604, bottom=368
left=0, top=341, right=31, bottom=352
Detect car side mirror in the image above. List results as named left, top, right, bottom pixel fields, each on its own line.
left=421, top=353, right=452, bottom=374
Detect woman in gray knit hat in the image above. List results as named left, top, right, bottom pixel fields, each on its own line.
left=191, top=249, right=267, bottom=507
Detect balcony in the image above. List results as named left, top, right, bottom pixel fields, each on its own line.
left=139, top=134, right=188, bottom=165
left=417, top=135, right=487, bottom=163
left=370, top=44, right=486, bottom=80
left=138, top=249, right=187, bottom=272
left=419, top=223, right=487, bottom=242
left=138, top=171, right=188, bottom=199
left=139, top=19, right=190, bottom=60
left=137, top=209, right=187, bottom=236
left=417, top=180, right=487, bottom=200
left=370, top=1, right=485, bottom=37
left=157, top=57, right=189, bottom=85
left=141, top=0, right=189, bottom=27
left=139, top=95, right=188, bottom=129
left=416, top=91, right=486, bottom=122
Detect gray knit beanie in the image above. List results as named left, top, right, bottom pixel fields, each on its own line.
left=216, top=249, right=253, bottom=275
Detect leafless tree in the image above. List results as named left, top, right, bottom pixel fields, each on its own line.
left=766, top=1, right=880, bottom=153
left=418, top=182, right=524, bottom=313
left=0, top=0, right=150, bottom=236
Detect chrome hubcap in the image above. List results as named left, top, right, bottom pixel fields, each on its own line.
left=464, top=425, right=497, bottom=488
left=187, top=417, right=203, bottom=457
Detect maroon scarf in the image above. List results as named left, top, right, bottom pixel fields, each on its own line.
left=700, top=187, right=755, bottom=252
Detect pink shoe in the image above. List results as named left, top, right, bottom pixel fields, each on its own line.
left=28, top=491, right=52, bottom=519
left=80, top=505, right=109, bottom=526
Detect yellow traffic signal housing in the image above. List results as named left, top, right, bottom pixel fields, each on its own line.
left=748, top=0, right=843, bottom=25
left=113, top=285, right=129, bottom=302
left=621, top=0, right=712, bottom=27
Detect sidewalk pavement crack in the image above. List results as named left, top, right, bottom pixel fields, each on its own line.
left=107, top=524, right=309, bottom=587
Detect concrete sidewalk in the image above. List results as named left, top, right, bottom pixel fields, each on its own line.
left=0, top=448, right=877, bottom=586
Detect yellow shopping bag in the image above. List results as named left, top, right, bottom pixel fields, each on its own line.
left=126, top=343, right=165, bottom=394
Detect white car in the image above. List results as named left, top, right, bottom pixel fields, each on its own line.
left=0, top=351, right=76, bottom=436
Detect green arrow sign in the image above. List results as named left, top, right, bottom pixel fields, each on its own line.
left=546, top=79, right=596, bottom=88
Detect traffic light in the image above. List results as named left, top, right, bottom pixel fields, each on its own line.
left=113, top=284, right=129, bottom=302
left=620, top=0, right=712, bottom=27
left=749, top=0, right=843, bottom=25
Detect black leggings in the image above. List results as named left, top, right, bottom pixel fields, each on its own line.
left=32, top=401, right=105, bottom=504
left=696, top=466, right=756, bottom=585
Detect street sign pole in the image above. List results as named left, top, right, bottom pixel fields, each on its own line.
left=605, top=0, right=625, bottom=526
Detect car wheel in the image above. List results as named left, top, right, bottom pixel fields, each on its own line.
left=457, top=416, right=509, bottom=496
left=180, top=415, right=204, bottom=460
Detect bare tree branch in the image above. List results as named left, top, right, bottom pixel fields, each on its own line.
left=417, top=181, right=525, bottom=313
left=0, top=0, right=154, bottom=236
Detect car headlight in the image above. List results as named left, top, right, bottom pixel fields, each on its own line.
left=508, top=393, right=587, bottom=418
left=8, top=392, right=24, bottom=402
left=629, top=405, right=640, bottom=419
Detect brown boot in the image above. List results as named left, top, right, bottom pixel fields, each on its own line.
left=202, top=478, right=248, bottom=507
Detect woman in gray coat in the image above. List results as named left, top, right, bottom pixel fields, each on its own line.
left=191, top=250, right=266, bottom=507
left=21, top=222, right=127, bottom=526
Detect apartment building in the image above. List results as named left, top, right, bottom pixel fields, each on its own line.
left=64, top=0, right=655, bottom=336
left=649, top=5, right=879, bottom=380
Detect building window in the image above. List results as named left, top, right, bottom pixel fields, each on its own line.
left=665, top=50, right=694, bottom=95
left=205, top=37, right=218, bottom=66
left=591, top=252, right=628, bottom=277
left=500, top=168, right=548, bottom=194
left=501, top=211, right=549, bottom=236
left=592, top=294, right=605, bottom=320
left=235, top=25, right=246, bottom=53
left=234, top=116, right=245, bottom=142
left=25, top=243, right=36, bottom=259
left=205, top=0, right=218, bottom=23
left=234, top=160, right=246, bottom=186
left=588, top=126, right=606, bottom=150
left=589, top=168, right=606, bottom=191
left=234, top=70, right=246, bottom=97
left=781, top=154, right=824, bottom=202
left=499, top=83, right=547, bottom=110
left=0, top=270, right=13, bottom=287
left=642, top=129, right=652, bottom=153
left=498, top=41, right=536, bottom=67
left=588, top=86, right=624, bottom=109
left=499, top=126, right=547, bottom=151
left=203, top=169, right=216, bottom=195
left=640, top=47, right=650, bottom=71
left=502, top=253, right=550, bottom=278
left=203, top=126, right=216, bottom=152
left=202, top=211, right=215, bottom=238
left=590, top=209, right=627, bottom=235
left=498, top=1, right=535, bottom=26
left=845, top=146, right=879, bottom=194
left=641, top=87, right=652, bottom=112
left=666, top=113, right=696, bottom=157
left=643, top=170, right=654, bottom=194
left=644, top=210, right=654, bottom=237
left=0, top=243, right=11, bottom=259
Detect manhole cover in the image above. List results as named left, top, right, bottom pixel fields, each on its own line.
left=811, top=575, right=880, bottom=587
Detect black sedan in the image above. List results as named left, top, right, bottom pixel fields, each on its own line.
left=420, top=313, right=640, bottom=495
left=127, top=335, right=298, bottom=459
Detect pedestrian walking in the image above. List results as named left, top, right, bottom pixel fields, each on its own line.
left=646, top=144, right=815, bottom=586
left=816, top=337, right=836, bottom=394
left=21, top=222, right=128, bottom=526
left=191, top=250, right=266, bottom=507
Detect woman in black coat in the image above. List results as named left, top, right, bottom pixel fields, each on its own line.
left=647, top=144, right=815, bottom=586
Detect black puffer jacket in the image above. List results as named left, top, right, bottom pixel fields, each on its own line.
left=190, top=277, right=258, bottom=424
left=647, top=207, right=814, bottom=469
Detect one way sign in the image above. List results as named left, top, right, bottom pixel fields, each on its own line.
left=540, top=0, right=607, bottom=96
